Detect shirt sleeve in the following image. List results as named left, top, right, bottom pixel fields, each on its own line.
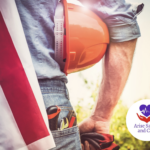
left=82, top=0, right=144, bottom=42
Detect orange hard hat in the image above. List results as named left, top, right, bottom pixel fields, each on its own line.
left=54, top=0, right=109, bottom=75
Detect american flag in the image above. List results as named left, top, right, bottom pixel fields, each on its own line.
left=0, top=0, right=55, bottom=149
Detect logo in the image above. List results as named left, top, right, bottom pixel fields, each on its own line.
left=137, top=105, right=150, bottom=123
left=126, top=99, right=150, bottom=141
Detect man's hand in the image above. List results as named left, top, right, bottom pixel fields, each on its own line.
left=79, top=116, right=110, bottom=134
left=79, top=117, right=109, bottom=150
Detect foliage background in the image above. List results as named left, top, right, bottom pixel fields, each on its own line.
left=74, top=75, right=150, bottom=150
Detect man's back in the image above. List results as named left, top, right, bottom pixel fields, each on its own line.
left=15, top=0, right=67, bottom=82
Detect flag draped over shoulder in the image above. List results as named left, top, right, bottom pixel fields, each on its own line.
left=0, top=0, right=55, bottom=150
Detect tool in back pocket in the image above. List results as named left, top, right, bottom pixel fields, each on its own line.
left=58, top=109, right=77, bottom=130
left=47, top=105, right=61, bottom=131
left=67, top=110, right=77, bottom=128
left=60, top=117, right=69, bottom=130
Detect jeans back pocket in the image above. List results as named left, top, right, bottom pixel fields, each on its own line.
left=51, top=126, right=82, bottom=150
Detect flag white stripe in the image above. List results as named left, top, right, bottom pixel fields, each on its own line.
left=28, top=136, right=55, bottom=150
left=0, top=86, right=26, bottom=150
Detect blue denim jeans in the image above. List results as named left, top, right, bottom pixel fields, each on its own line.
left=38, top=79, right=82, bottom=150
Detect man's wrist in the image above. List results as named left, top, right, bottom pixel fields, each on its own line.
left=91, top=107, right=113, bottom=121
left=90, top=114, right=110, bottom=123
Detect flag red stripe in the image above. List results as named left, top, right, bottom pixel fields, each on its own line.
left=0, top=12, right=49, bottom=145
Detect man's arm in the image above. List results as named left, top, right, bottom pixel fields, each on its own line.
left=79, top=39, right=137, bottom=134
left=78, top=0, right=143, bottom=135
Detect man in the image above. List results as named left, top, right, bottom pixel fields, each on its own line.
left=15, top=0, right=143, bottom=149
